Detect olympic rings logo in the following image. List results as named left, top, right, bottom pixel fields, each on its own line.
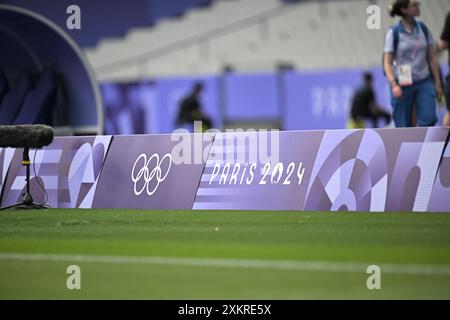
left=131, top=153, right=172, bottom=196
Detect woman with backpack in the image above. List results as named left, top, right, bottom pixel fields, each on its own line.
left=384, top=0, right=443, bottom=127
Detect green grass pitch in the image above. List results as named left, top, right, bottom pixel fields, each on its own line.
left=0, top=209, right=449, bottom=299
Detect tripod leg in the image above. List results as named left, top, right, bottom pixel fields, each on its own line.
left=0, top=147, right=49, bottom=211
left=0, top=202, right=50, bottom=211
left=0, top=203, right=22, bottom=211
left=22, top=147, right=33, bottom=206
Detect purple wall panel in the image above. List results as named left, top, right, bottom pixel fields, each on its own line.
left=225, top=73, right=279, bottom=120
left=101, top=77, right=221, bottom=134
left=102, top=81, right=157, bottom=134
left=154, top=76, right=221, bottom=133
left=283, top=69, right=361, bottom=130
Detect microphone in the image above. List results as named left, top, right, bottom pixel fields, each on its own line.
left=0, top=124, right=54, bottom=149
left=0, top=124, right=54, bottom=210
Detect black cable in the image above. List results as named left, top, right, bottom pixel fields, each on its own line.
left=32, top=148, right=49, bottom=207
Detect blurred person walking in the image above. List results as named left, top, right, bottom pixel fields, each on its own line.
left=437, top=11, right=450, bottom=127
left=349, top=72, right=391, bottom=128
left=177, top=82, right=212, bottom=132
left=383, top=0, right=443, bottom=127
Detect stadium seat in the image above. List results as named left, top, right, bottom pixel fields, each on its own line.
left=13, top=69, right=58, bottom=125
left=0, top=69, right=34, bottom=124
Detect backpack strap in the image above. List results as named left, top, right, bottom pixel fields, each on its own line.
left=392, top=21, right=429, bottom=55
left=417, top=21, right=429, bottom=42
left=392, top=23, right=401, bottom=57
left=382, top=23, right=402, bottom=76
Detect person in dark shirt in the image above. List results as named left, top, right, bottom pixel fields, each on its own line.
left=350, top=72, right=391, bottom=128
left=437, top=12, right=450, bottom=126
left=177, top=82, right=212, bottom=131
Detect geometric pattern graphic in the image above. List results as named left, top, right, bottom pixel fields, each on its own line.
left=67, top=136, right=111, bottom=208
left=385, top=128, right=448, bottom=212
left=0, top=136, right=112, bottom=208
left=428, top=138, right=450, bottom=211
left=413, top=141, right=446, bottom=211
left=304, top=127, right=449, bottom=212
left=0, top=148, right=15, bottom=199
left=304, top=129, right=388, bottom=211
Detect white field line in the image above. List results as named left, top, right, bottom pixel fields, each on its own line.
left=0, top=253, right=449, bottom=276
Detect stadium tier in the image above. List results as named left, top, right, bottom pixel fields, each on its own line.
left=84, top=0, right=449, bottom=79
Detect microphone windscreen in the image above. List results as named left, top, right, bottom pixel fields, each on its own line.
left=0, top=124, right=54, bottom=148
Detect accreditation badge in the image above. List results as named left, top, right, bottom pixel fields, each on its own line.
left=398, top=64, right=413, bottom=86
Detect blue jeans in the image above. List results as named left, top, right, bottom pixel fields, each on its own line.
left=390, top=77, right=437, bottom=127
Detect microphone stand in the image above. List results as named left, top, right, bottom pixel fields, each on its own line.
left=0, top=147, right=49, bottom=210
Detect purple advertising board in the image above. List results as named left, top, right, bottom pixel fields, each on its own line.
left=195, top=127, right=450, bottom=212
left=428, top=140, right=450, bottom=212
left=0, top=136, right=112, bottom=208
left=1, top=128, right=449, bottom=212
left=305, top=127, right=448, bottom=212
left=193, top=130, right=323, bottom=210
left=92, top=133, right=214, bottom=209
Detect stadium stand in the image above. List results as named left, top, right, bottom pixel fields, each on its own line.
left=0, top=69, right=34, bottom=124
left=0, top=0, right=214, bottom=48
left=85, top=0, right=450, bottom=81
left=0, top=70, right=8, bottom=104
left=13, top=69, right=58, bottom=125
